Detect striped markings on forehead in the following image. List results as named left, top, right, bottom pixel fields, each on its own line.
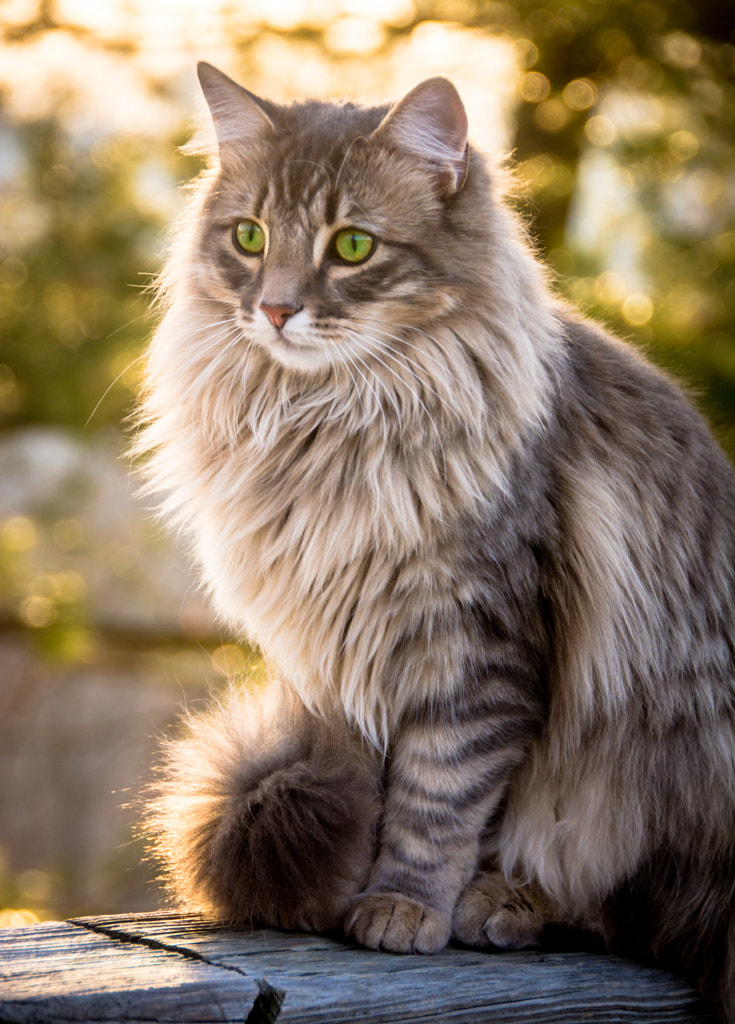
left=254, top=168, right=378, bottom=269
left=253, top=127, right=375, bottom=224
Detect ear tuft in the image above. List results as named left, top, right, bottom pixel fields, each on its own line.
left=374, top=77, right=469, bottom=195
left=197, top=62, right=274, bottom=150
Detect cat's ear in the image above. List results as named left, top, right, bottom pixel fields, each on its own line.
left=196, top=62, right=274, bottom=151
left=374, top=77, right=469, bottom=195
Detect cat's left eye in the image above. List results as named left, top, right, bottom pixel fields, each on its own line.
left=234, top=219, right=266, bottom=255
left=333, top=229, right=374, bottom=265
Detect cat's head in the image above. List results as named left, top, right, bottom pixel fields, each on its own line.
left=189, top=64, right=492, bottom=375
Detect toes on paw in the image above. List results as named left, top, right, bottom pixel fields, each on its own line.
left=348, top=892, right=449, bottom=953
left=453, top=874, right=544, bottom=950
left=482, top=909, right=542, bottom=951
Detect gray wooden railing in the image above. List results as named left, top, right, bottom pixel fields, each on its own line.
left=0, top=911, right=719, bottom=1022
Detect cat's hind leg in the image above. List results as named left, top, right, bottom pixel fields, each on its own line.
left=452, top=869, right=556, bottom=950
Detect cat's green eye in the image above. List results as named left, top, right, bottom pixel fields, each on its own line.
left=234, top=219, right=266, bottom=255
left=333, top=229, right=374, bottom=265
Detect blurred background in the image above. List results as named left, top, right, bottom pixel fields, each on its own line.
left=0, top=0, right=733, bottom=926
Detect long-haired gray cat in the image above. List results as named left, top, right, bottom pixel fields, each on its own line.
left=136, top=63, right=735, bottom=1019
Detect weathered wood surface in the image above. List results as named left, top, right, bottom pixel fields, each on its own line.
left=0, top=911, right=718, bottom=1023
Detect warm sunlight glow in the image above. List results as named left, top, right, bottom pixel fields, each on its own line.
left=0, top=0, right=517, bottom=149
left=55, top=0, right=416, bottom=37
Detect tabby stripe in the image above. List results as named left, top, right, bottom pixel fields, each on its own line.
left=298, top=172, right=328, bottom=217
left=394, top=761, right=520, bottom=814
left=324, top=188, right=338, bottom=225
left=442, top=694, right=540, bottom=726
left=383, top=835, right=450, bottom=872
left=401, top=685, right=540, bottom=728
left=251, top=178, right=270, bottom=221
left=412, top=720, right=533, bottom=764
left=393, top=804, right=460, bottom=832
left=389, top=810, right=472, bottom=845
left=362, top=869, right=440, bottom=905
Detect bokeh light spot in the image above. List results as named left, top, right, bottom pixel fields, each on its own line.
left=585, top=114, right=617, bottom=147
left=622, top=292, right=654, bottom=326
left=20, top=595, right=58, bottom=629
left=1, top=516, right=39, bottom=554
left=51, top=571, right=87, bottom=604
left=668, top=130, right=700, bottom=162
left=660, top=31, right=702, bottom=69
left=563, top=78, right=597, bottom=111
left=0, top=909, right=40, bottom=929
left=325, top=16, right=385, bottom=54
left=211, top=644, right=250, bottom=678
left=534, top=98, right=570, bottom=132
left=514, top=37, right=539, bottom=69
left=519, top=71, right=551, bottom=103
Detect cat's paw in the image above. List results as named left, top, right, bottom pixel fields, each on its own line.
left=452, top=872, right=546, bottom=951
left=347, top=892, right=450, bottom=953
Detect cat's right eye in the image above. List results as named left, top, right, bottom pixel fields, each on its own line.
left=333, top=229, right=374, bottom=265
left=234, top=219, right=266, bottom=255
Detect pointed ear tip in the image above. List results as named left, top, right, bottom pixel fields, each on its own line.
left=424, top=74, right=456, bottom=86
left=197, top=61, right=220, bottom=83
left=418, top=75, right=462, bottom=99
left=409, top=76, right=467, bottom=126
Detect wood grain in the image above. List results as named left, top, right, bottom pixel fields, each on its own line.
left=0, top=911, right=718, bottom=1023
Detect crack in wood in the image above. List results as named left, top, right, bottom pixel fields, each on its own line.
left=68, top=918, right=284, bottom=1021
left=245, top=979, right=284, bottom=1024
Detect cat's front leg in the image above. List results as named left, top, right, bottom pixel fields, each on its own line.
left=347, top=682, right=541, bottom=954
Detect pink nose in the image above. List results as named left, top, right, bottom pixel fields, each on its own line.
left=260, top=303, right=300, bottom=329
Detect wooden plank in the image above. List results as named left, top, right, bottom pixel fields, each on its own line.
left=0, top=918, right=261, bottom=1024
left=0, top=911, right=718, bottom=1023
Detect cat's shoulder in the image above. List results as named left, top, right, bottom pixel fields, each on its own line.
left=555, top=304, right=680, bottom=402
left=554, top=304, right=703, bottom=426
left=548, top=303, right=734, bottom=487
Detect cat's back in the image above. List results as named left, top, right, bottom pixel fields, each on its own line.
left=553, top=309, right=733, bottom=496
left=535, top=309, right=734, bottom=726
left=548, top=309, right=735, bottom=549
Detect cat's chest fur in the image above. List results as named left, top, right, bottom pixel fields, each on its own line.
left=191, top=388, right=513, bottom=741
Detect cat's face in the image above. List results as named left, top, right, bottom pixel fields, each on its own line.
left=192, top=66, right=475, bottom=375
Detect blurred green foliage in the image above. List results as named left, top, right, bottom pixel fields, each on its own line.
left=488, top=0, right=735, bottom=453
left=0, top=120, right=180, bottom=430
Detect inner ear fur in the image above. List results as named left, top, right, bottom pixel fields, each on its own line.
left=372, top=76, right=469, bottom=195
left=197, top=61, right=275, bottom=152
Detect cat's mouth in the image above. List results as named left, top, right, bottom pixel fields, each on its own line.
left=251, top=316, right=331, bottom=374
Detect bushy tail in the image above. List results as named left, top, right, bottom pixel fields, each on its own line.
left=143, top=679, right=381, bottom=932
left=603, top=847, right=735, bottom=1022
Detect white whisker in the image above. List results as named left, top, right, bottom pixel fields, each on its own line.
left=345, top=330, right=445, bottom=452
left=358, top=319, right=451, bottom=390
left=345, top=348, right=389, bottom=439
left=85, top=354, right=145, bottom=428
left=328, top=343, right=369, bottom=426
left=345, top=334, right=404, bottom=426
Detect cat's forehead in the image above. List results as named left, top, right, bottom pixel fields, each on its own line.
left=213, top=101, right=400, bottom=228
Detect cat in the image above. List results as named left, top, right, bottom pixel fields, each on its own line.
left=136, top=62, right=735, bottom=1020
